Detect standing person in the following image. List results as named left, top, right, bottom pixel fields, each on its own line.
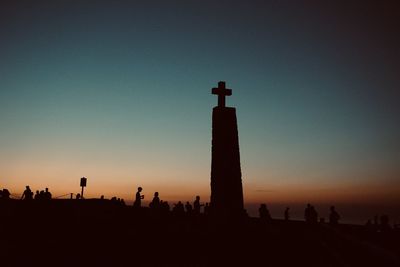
left=329, top=206, right=340, bottom=225
left=134, top=187, right=144, bottom=208
left=173, top=201, right=185, bottom=216
left=149, top=192, right=160, bottom=209
left=34, top=190, right=40, bottom=200
left=1, top=188, right=10, bottom=199
left=259, top=204, right=271, bottom=221
left=44, top=188, right=52, bottom=200
left=193, top=196, right=203, bottom=215
left=185, top=202, right=193, bottom=214
left=21, top=186, right=33, bottom=200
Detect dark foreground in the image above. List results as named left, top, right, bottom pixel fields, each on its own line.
left=1, top=200, right=399, bottom=267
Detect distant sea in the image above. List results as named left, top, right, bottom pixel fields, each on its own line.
left=245, top=203, right=400, bottom=226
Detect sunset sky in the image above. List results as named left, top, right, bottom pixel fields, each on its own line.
left=1, top=1, right=399, bottom=222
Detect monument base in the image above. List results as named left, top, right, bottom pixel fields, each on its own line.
left=210, top=106, right=245, bottom=218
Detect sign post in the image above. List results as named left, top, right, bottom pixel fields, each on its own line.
left=80, top=177, right=87, bottom=199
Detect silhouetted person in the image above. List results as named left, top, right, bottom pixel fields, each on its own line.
left=21, top=186, right=33, bottom=200
left=134, top=187, right=144, bottom=208
left=185, top=202, right=193, bottom=214
left=150, top=192, right=160, bottom=209
left=173, top=201, right=185, bottom=216
left=39, top=190, right=45, bottom=200
left=100, top=195, right=104, bottom=200
left=1, top=188, right=10, bottom=199
left=193, top=196, right=203, bottom=215
left=34, top=190, right=40, bottom=200
left=284, top=207, right=290, bottom=221
left=161, top=201, right=170, bottom=213
left=44, top=188, right=52, bottom=200
left=329, top=206, right=340, bottom=225
left=259, top=204, right=271, bottom=221
left=76, top=193, right=81, bottom=199
left=305, top=204, right=318, bottom=224
left=120, top=199, right=126, bottom=206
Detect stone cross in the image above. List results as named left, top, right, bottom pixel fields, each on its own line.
left=212, top=81, right=232, bottom=107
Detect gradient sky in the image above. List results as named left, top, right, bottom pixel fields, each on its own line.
left=1, top=1, right=399, bottom=222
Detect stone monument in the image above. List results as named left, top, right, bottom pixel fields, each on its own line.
left=210, top=81, right=245, bottom=217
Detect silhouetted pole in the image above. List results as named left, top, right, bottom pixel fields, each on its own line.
left=80, top=177, right=87, bottom=199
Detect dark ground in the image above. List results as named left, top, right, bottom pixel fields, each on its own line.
left=1, top=199, right=399, bottom=267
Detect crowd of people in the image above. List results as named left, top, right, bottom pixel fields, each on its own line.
left=365, top=215, right=394, bottom=232
left=18, top=186, right=53, bottom=201
left=0, top=185, right=396, bottom=230
left=258, top=203, right=342, bottom=225
left=132, top=187, right=208, bottom=216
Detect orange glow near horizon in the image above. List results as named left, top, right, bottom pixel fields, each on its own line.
left=3, top=168, right=399, bottom=207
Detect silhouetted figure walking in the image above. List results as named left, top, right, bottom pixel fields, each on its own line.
left=259, top=204, right=271, bottom=221
left=329, top=206, right=340, bottom=225
left=134, top=187, right=144, bottom=208
left=21, top=186, right=33, bottom=200
left=149, top=192, right=160, bottom=209
left=284, top=207, right=290, bottom=221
